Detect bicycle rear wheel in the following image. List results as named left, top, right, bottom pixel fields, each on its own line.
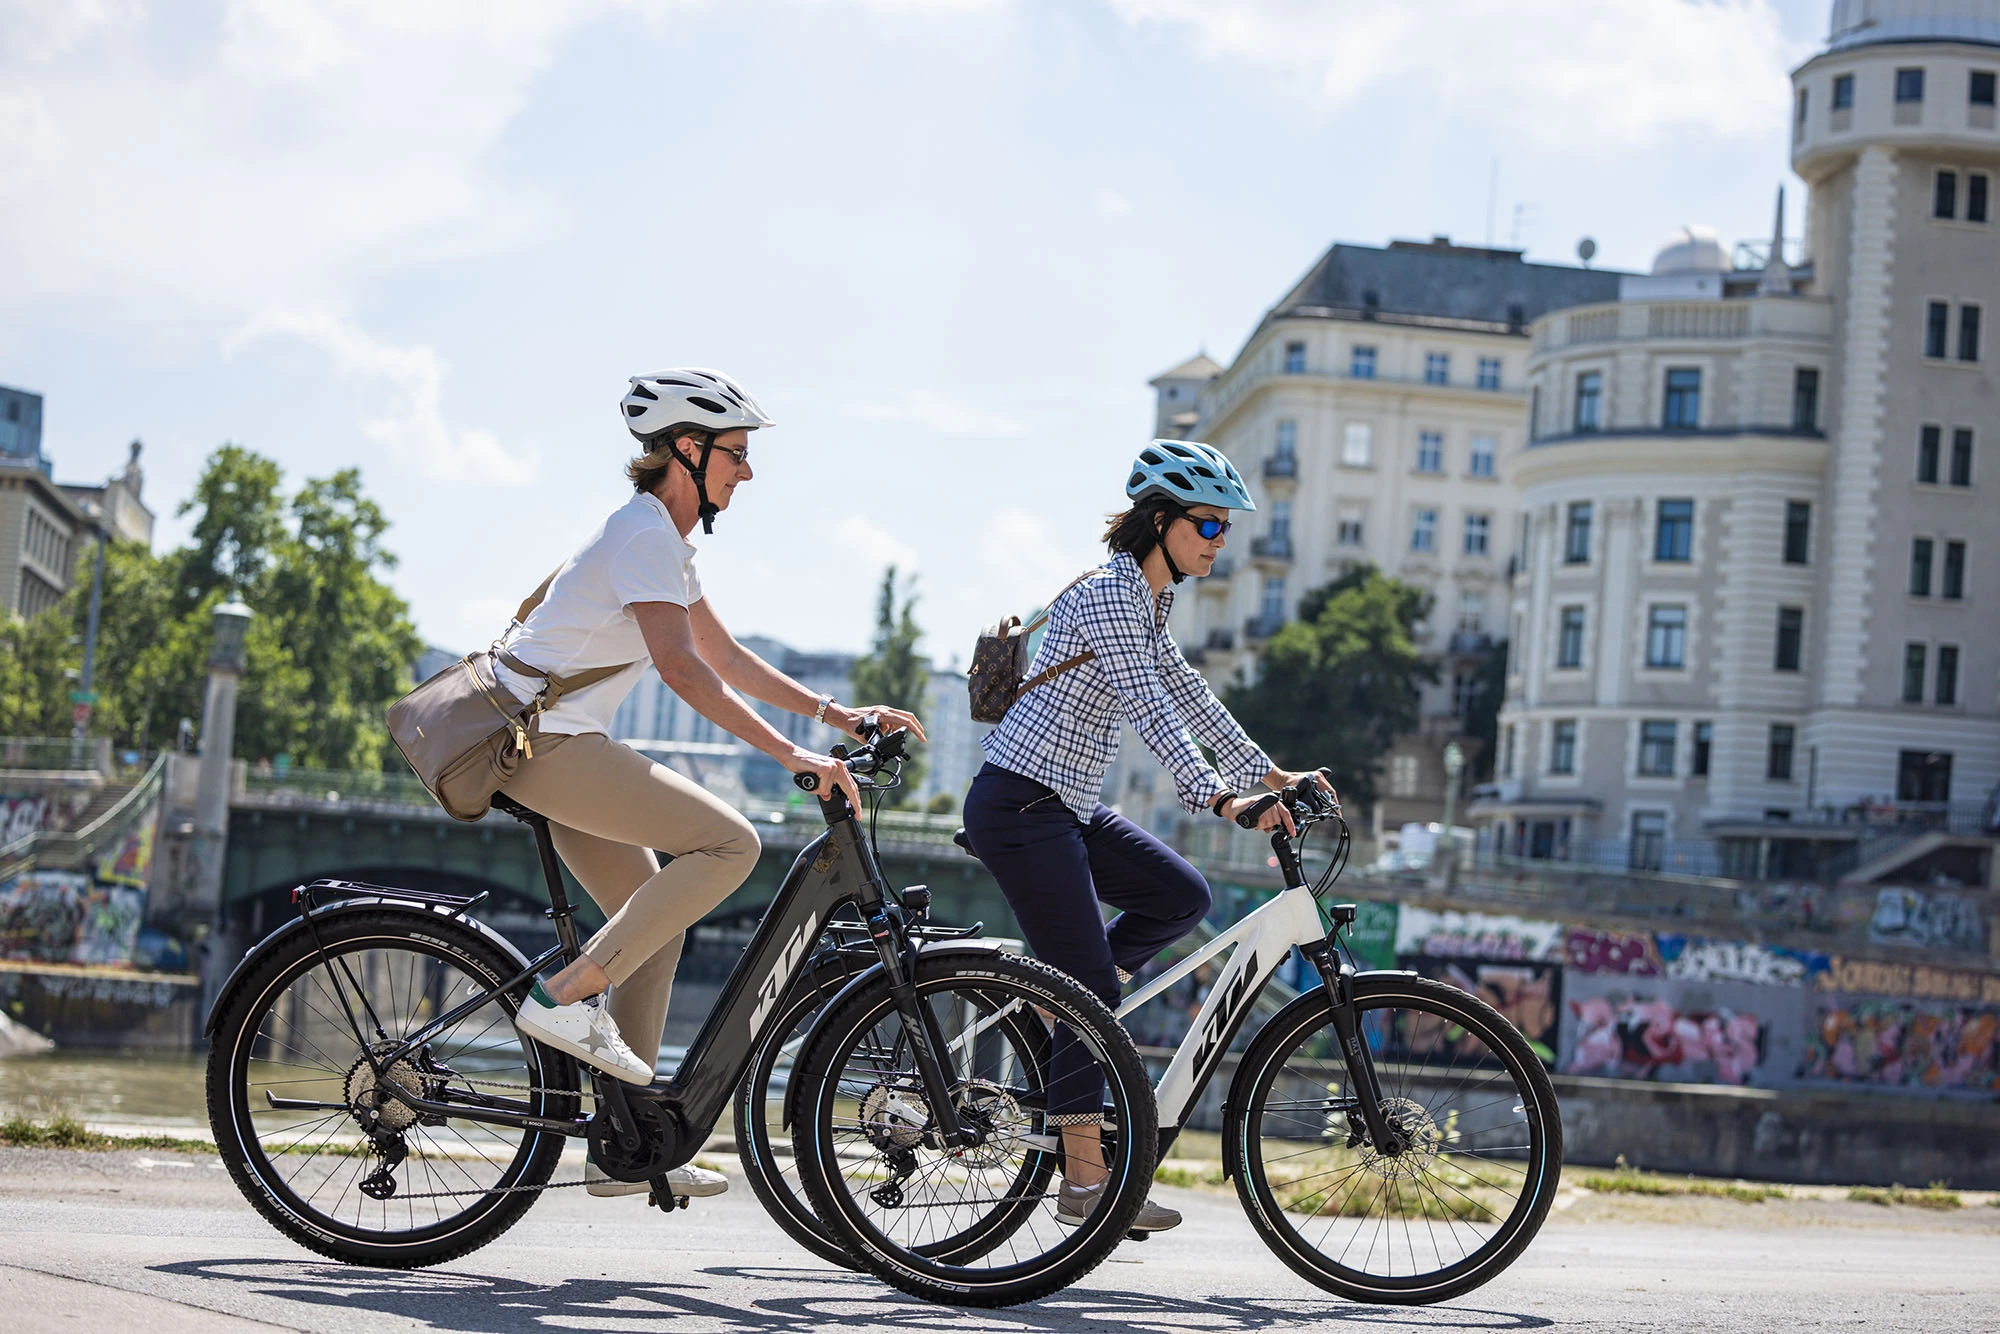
left=792, top=953, right=1155, bottom=1307
left=1227, top=975, right=1562, bottom=1305
left=206, top=908, right=580, bottom=1267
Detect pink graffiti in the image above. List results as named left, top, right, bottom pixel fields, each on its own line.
left=1565, top=995, right=1764, bottom=1085
left=1564, top=929, right=1662, bottom=976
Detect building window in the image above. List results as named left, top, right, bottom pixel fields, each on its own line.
left=1463, top=512, right=1490, bottom=556
left=1943, top=539, right=1965, bottom=600
left=1918, top=423, right=1942, bottom=482
left=1565, top=502, right=1592, bottom=563
left=1274, top=419, right=1296, bottom=460
left=1502, top=724, right=1516, bottom=778
left=1895, top=67, right=1925, bottom=103
left=1784, top=500, right=1811, bottom=565
left=1662, top=367, right=1701, bottom=429
left=1646, top=605, right=1687, bottom=668
left=1260, top=575, right=1285, bottom=623
left=1477, top=357, right=1502, bottom=391
left=1936, top=168, right=1959, bottom=219
left=1458, top=589, right=1487, bottom=634
left=1424, top=352, right=1450, bottom=385
left=1897, top=749, right=1952, bottom=803
left=1574, top=371, right=1603, bottom=432
left=1336, top=502, right=1365, bottom=546
left=1638, top=721, right=1677, bottom=776
left=1974, top=70, right=1998, bottom=106
left=1284, top=341, right=1306, bottom=374
left=1970, top=173, right=1991, bottom=224
left=1795, top=87, right=1809, bottom=130
left=1268, top=498, right=1292, bottom=543
left=1692, top=721, right=1712, bottom=777
left=1927, top=300, right=1951, bottom=357
left=1767, top=724, right=1796, bottom=781
left=1959, top=303, right=1981, bottom=361
left=1416, top=430, right=1444, bottom=473
left=1903, top=643, right=1927, bottom=702
left=1655, top=498, right=1694, bottom=562
left=1410, top=508, right=1437, bottom=553
left=1341, top=421, right=1373, bottom=466
left=1775, top=606, right=1804, bottom=671
left=1550, top=720, right=1577, bottom=774
left=1350, top=345, right=1376, bottom=379
left=1911, top=537, right=1934, bottom=596
left=1452, top=670, right=1479, bottom=718
left=1937, top=644, right=1960, bottom=706
left=1468, top=434, right=1495, bottom=477
left=1833, top=72, right=1854, bottom=109
left=1791, top=368, right=1819, bottom=431
left=1390, top=754, right=1419, bottom=797
left=1557, top=606, right=1585, bottom=668
left=1529, top=385, right=1541, bottom=439
left=1950, top=427, right=1973, bottom=486
left=1630, top=811, right=1666, bottom=871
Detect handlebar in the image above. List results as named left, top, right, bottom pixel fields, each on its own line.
left=1234, top=768, right=1341, bottom=829
left=792, top=722, right=910, bottom=794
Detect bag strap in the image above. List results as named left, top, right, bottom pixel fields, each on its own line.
left=1020, top=568, right=1103, bottom=636
left=1017, top=649, right=1096, bottom=697
left=492, top=648, right=636, bottom=706
left=515, top=566, right=561, bottom=626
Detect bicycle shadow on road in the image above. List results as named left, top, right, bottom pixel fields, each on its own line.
left=150, top=1257, right=1554, bottom=1333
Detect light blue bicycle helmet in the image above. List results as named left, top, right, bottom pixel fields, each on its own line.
left=1125, top=439, right=1256, bottom=512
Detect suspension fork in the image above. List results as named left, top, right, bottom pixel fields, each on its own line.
left=850, top=825, right=973, bottom=1147
left=1301, top=938, right=1406, bottom=1155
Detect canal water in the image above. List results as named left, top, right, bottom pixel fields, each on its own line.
left=0, top=1050, right=211, bottom=1130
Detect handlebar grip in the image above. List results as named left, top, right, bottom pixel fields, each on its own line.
left=793, top=772, right=820, bottom=793
left=1235, top=793, right=1281, bottom=829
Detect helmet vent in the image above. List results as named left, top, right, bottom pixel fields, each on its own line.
left=688, top=396, right=728, bottom=414
left=629, top=383, right=659, bottom=401
left=656, top=378, right=699, bottom=388
left=1163, top=471, right=1193, bottom=491
left=624, top=405, right=647, bottom=418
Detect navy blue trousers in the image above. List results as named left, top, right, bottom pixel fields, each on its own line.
left=961, top=763, right=1211, bottom=1117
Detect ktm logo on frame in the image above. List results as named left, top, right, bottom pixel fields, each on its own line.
left=751, top=909, right=821, bottom=1034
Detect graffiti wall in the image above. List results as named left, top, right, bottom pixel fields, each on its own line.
left=1, top=794, right=52, bottom=845
left=0, top=790, right=163, bottom=971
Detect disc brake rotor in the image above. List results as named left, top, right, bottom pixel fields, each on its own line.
left=1358, top=1096, right=1444, bottom=1181
left=955, top=1078, right=1025, bottom=1169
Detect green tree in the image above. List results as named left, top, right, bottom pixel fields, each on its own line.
left=1222, top=565, right=1438, bottom=811
left=848, top=566, right=929, bottom=804
left=173, top=444, right=285, bottom=608
left=0, top=605, right=77, bottom=736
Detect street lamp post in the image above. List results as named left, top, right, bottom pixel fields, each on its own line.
left=1441, top=741, right=1466, bottom=863
left=190, top=601, right=252, bottom=1014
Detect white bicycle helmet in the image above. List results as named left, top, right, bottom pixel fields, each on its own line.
left=620, top=368, right=775, bottom=440
left=1126, top=439, right=1256, bottom=512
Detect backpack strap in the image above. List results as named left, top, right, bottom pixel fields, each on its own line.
left=1021, top=568, right=1104, bottom=635
left=1014, top=568, right=1107, bottom=697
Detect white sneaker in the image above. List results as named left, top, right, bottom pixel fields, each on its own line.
left=585, top=1160, right=729, bottom=1198
left=513, top=984, right=654, bottom=1085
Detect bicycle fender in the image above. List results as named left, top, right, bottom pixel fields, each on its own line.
left=779, top=941, right=1017, bottom=1132
left=201, top=898, right=536, bottom=1039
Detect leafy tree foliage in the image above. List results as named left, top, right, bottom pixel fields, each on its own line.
left=847, top=566, right=929, bottom=803
left=3, top=447, right=420, bottom=770
left=1222, top=565, right=1438, bottom=811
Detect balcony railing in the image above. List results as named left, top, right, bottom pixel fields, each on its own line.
left=1448, top=631, right=1494, bottom=657
left=1243, top=613, right=1285, bottom=642
left=1250, top=534, right=1293, bottom=563
left=1204, top=628, right=1236, bottom=651
left=1475, top=837, right=1724, bottom=879
left=1262, top=454, right=1297, bottom=481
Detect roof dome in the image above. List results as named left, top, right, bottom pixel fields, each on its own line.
left=1827, top=0, right=2000, bottom=52
left=1650, top=225, right=1728, bottom=276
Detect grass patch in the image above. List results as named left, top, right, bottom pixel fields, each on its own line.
left=1847, top=1182, right=1962, bottom=1210
left=1581, top=1161, right=1787, bottom=1203
left=1154, top=1162, right=1228, bottom=1189
left=0, top=1111, right=214, bottom=1155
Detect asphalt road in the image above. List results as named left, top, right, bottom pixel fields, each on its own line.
left=0, top=1147, right=1995, bottom=1334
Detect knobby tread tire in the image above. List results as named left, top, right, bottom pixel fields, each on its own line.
left=206, top=908, right=578, bottom=1269
left=1225, top=975, right=1562, bottom=1305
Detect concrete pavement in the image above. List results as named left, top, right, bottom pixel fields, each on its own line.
left=0, top=1146, right=1995, bottom=1332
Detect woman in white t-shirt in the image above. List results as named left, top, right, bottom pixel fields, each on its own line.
left=501, top=369, right=923, bottom=1198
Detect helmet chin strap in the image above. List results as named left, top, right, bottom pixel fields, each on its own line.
left=668, top=437, right=720, bottom=534
left=1158, top=510, right=1189, bottom=584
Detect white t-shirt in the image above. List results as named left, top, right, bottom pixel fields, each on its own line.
left=493, top=491, right=702, bottom=737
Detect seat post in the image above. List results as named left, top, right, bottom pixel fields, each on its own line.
left=526, top=812, right=584, bottom=962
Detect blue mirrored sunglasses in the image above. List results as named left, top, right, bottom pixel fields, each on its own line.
left=1186, top=515, right=1232, bottom=541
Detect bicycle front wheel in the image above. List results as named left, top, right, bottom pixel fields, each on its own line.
left=792, top=952, right=1157, bottom=1307
left=1227, top=975, right=1562, bottom=1305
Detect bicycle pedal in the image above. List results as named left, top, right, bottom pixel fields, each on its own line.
left=1124, top=1229, right=1151, bottom=1241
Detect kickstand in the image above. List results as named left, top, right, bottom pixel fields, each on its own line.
left=647, top=1176, right=689, bottom=1212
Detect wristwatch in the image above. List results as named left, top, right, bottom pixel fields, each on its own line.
left=1211, top=790, right=1236, bottom=818
left=814, top=696, right=834, bottom=725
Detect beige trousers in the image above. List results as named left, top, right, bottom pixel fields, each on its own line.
left=499, top=731, right=760, bottom=1066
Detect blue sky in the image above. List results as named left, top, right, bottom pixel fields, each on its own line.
left=3, top=0, right=1830, bottom=666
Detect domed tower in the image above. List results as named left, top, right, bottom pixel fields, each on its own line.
left=1792, top=0, right=1998, bottom=821
left=1480, top=2, right=1999, bottom=876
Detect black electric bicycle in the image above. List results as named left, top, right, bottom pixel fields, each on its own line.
left=742, top=775, right=1564, bottom=1306
left=204, top=725, right=1158, bottom=1307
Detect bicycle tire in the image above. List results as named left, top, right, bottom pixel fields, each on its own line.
left=792, top=953, right=1155, bottom=1307
left=1226, top=974, right=1562, bottom=1305
left=206, top=908, right=580, bottom=1268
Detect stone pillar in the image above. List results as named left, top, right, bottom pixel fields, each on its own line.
left=190, top=601, right=252, bottom=1019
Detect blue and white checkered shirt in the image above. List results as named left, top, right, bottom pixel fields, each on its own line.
left=981, top=552, right=1273, bottom=821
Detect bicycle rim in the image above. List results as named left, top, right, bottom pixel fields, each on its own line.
left=221, top=927, right=570, bottom=1248
left=1235, top=977, right=1560, bottom=1303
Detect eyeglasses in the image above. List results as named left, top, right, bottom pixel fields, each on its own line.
left=710, top=443, right=751, bottom=469
left=1183, top=515, right=1232, bottom=541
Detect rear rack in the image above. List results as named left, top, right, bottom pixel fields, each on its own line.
left=292, top=878, right=490, bottom=917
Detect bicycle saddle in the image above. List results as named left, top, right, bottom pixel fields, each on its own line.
left=490, top=792, right=543, bottom=821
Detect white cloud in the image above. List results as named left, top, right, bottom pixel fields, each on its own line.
left=1105, top=0, right=1810, bottom=152
left=980, top=507, right=1070, bottom=588
left=846, top=390, right=1026, bottom=438
left=835, top=514, right=922, bottom=580
left=1092, top=186, right=1133, bottom=216
left=228, top=309, right=538, bottom=486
